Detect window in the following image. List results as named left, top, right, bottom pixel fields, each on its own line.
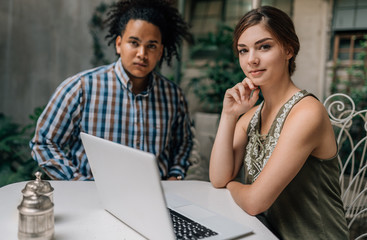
left=331, top=0, right=367, bottom=64
left=333, top=34, right=367, bottom=63
left=190, top=0, right=225, bottom=37
left=330, top=0, right=367, bottom=93
left=190, top=0, right=293, bottom=38
left=333, top=0, right=367, bottom=31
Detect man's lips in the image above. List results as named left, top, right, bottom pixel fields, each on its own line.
left=134, top=62, right=148, bottom=67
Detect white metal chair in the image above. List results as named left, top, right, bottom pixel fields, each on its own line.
left=324, top=93, right=367, bottom=240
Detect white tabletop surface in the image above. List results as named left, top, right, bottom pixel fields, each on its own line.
left=0, top=180, right=277, bottom=240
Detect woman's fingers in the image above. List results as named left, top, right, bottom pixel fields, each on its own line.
left=236, top=82, right=246, bottom=102
left=223, top=81, right=260, bottom=115
left=249, top=88, right=260, bottom=104
left=242, top=77, right=258, bottom=90
left=227, top=86, right=242, bottom=104
left=238, top=77, right=258, bottom=102
left=227, top=81, right=257, bottom=105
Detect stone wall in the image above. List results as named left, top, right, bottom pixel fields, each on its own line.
left=292, top=0, right=333, bottom=100
left=0, top=0, right=116, bottom=124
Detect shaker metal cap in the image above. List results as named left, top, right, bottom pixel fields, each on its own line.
left=17, top=194, right=54, bottom=214
left=21, top=171, right=54, bottom=197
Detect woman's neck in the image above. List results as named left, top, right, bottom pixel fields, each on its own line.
left=258, top=80, right=300, bottom=135
left=260, top=79, right=299, bottom=110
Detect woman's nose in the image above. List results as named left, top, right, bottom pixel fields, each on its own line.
left=248, top=51, right=259, bottom=65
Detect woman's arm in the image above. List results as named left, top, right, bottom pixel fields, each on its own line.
left=226, top=97, right=337, bottom=215
left=209, top=79, right=260, bottom=187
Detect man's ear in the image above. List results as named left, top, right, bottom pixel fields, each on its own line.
left=115, top=36, right=122, bottom=55
left=159, top=44, right=164, bottom=60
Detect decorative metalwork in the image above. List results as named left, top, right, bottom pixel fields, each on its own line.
left=324, top=93, right=367, bottom=239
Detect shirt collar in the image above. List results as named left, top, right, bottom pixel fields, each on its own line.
left=114, top=58, right=155, bottom=96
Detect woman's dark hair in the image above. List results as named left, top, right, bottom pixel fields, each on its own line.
left=233, top=6, right=300, bottom=76
left=105, top=0, right=193, bottom=66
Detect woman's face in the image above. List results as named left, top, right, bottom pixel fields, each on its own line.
left=237, top=23, right=292, bottom=87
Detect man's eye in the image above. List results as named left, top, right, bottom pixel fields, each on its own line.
left=148, top=44, right=157, bottom=49
left=130, top=41, right=139, bottom=47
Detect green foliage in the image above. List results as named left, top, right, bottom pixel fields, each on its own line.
left=330, top=35, right=367, bottom=175
left=331, top=35, right=367, bottom=110
left=89, top=2, right=112, bottom=67
left=0, top=107, right=46, bottom=187
left=188, top=24, right=245, bottom=113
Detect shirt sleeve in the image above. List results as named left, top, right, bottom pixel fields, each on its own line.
left=29, top=76, right=89, bottom=180
left=167, top=92, right=193, bottom=179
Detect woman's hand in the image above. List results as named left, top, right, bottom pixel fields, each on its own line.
left=210, top=77, right=258, bottom=188
left=222, top=77, right=260, bottom=116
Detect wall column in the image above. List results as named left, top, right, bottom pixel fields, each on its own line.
left=252, top=0, right=261, bottom=9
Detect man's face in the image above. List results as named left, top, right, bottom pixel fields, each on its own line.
left=116, top=19, right=163, bottom=82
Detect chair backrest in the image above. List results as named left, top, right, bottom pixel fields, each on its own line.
left=323, top=93, right=367, bottom=240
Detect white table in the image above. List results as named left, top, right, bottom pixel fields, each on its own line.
left=0, top=180, right=277, bottom=239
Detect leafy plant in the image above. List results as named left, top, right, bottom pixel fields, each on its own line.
left=331, top=35, right=367, bottom=110
left=188, top=24, right=245, bottom=113
left=89, top=2, right=112, bottom=67
left=330, top=35, right=367, bottom=176
left=0, top=107, right=47, bottom=187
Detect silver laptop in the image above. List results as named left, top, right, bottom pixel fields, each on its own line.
left=80, top=132, right=252, bottom=240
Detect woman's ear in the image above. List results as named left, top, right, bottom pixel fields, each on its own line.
left=285, top=48, right=293, bottom=60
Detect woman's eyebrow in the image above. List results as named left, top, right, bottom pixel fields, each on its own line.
left=237, top=37, right=273, bottom=48
left=255, top=37, right=273, bottom=45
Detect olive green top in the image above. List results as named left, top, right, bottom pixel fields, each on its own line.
left=244, top=90, right=349, bottom=240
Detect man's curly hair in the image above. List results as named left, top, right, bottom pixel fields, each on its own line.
left=105, top=0, right=193, bottom=66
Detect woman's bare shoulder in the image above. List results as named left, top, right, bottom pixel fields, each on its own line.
left=290, top=95, right=328, bottom=121
left=284, top=95, right=332, bottom=142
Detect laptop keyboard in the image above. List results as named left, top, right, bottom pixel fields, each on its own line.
left=168, top=208, right=218, bottom=239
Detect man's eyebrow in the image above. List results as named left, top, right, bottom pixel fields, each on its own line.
left=128, top=36, right=159, bottom=44
left=237, top=37, right=273, bottom=48
left=147, top=40, right=159, bottom=44
left=128, top=36, right=141, bottom=42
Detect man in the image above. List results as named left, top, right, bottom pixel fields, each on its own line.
left=30, top=0, right=193, bottom=181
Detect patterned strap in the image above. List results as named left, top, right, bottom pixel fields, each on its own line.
left=244, top=90, right=311, bottom=182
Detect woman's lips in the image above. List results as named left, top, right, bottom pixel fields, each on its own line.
left=249, top=69, right=265, bottom=77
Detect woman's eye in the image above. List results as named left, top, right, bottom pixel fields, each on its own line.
left=238, top=49, right=248, bottom=55
left=260, top=44, right=271, bottom=50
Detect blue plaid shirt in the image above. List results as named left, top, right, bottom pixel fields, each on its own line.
left=30, top=59, right=193, bottom=180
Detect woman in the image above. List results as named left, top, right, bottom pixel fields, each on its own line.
left=209, top=6, right=349, bottom=239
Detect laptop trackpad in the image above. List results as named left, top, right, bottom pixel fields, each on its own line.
left=176, top=205, right=216, bottom=220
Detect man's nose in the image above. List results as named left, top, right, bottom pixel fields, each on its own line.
left=137, top=46, right=147, bottom=59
